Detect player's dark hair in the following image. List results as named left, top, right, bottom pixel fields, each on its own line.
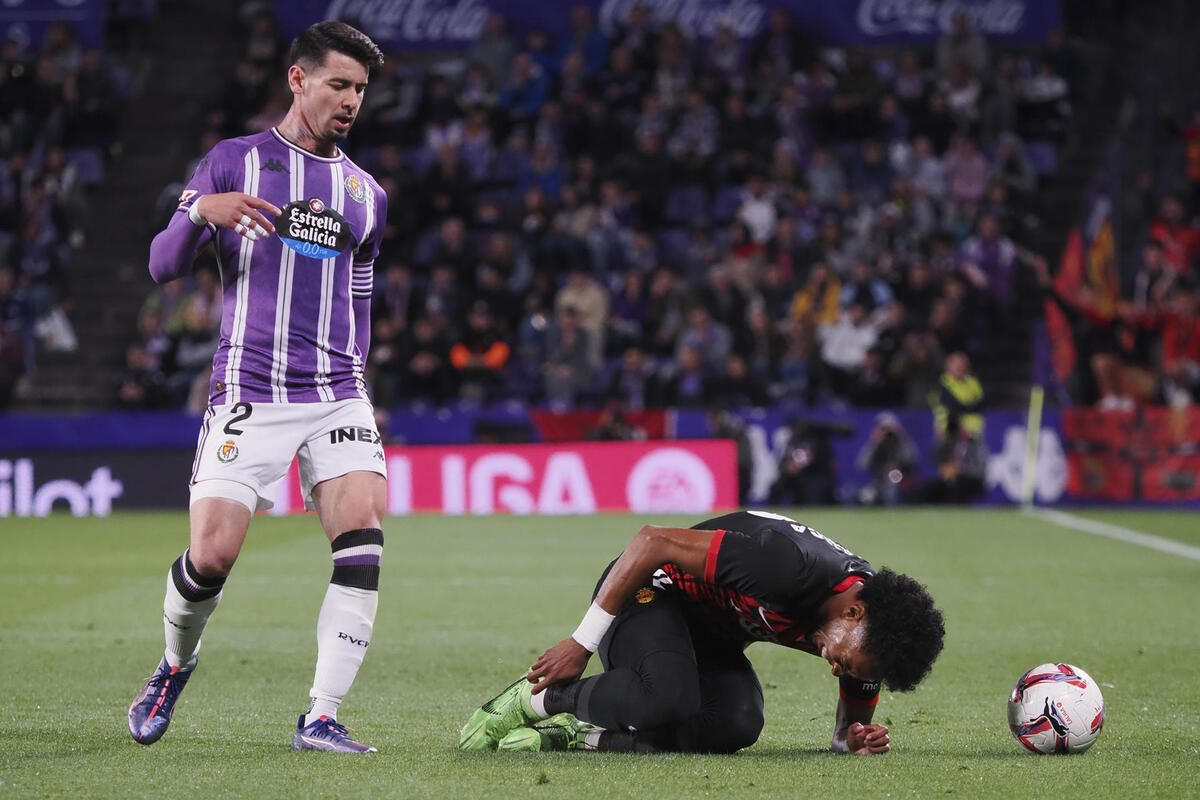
left=858, top=568, right=945, bottom=692
left=290, top=21, right=384, bottom=74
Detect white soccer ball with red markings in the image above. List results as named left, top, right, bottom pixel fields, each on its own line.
left=1007, top=663, right=1106, bottom=754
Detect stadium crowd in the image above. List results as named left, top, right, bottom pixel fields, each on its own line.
left=0, top=14, right=141, bottom=407
left=121, top=3, right=1200, bottom=422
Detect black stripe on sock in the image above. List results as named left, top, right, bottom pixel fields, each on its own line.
left=331, top=563, right=380, bottom=591
left=184, top=551, right=226, bottom=589
left=330, top=528, right=384, bottom=553
left=170, top=554, right=224, bottom=602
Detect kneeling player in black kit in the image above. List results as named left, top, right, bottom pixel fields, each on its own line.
left=459, top=510, right=944, bottom=754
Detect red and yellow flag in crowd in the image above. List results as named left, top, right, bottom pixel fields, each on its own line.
left=1043, top=211, right=1121, bottom=383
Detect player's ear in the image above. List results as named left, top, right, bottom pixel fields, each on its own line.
left=842, top=600, right=866, bottom=621
left=287, top=64, right=306, bottom=94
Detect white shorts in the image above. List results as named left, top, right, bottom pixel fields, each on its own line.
left=190, top=398, right=387, bottom=513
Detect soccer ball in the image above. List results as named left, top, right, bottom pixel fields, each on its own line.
left=1007, top=663, right=1105, bottom=754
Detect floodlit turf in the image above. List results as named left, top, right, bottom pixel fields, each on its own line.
left=1, top=508, right=1197, bottom=799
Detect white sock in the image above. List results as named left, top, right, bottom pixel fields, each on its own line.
left=162, top=569, right=221, bottom=669
left=304, top=583, right=377, bottom=726
left=529, top=688, right=550, bottom=719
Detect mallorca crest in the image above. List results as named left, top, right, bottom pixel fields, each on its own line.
left=345, top=173, right=367, bottom=204
left=216, top=439, right=239, bottom=463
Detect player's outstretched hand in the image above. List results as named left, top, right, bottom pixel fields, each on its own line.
left=194, top=192, right=281, bottom=241
left=525, top=637, right=591, bottom=693
left=846, top=722, right=890, bottom=754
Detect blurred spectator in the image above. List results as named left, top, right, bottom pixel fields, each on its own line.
left=790, top=260, right=842, bottom=326
left=1149, top=195, right=1199, bottom=275
left=922, top=413, right=988, bottom=503
left=739, top=303, right=784, bottom=385
left=848, top=345, right=899, bottom=406
left=943, top=134, right=990, bottom=224
left=936, top=11, right=988, bottom=79
left=555, top=264, right=609, bottom=361
left=1019, top=58, right=1071, bottom=141
left=450, top=300, right=511, bottom=403
left=939, top=60, right=981, bottom=130
left=1132, top=282, right=1200, bottom=408
left=806, top=147, right=846, bottom=207
left=932, top=351, right=984, bottom=438
left=891, top=50, right=928, bottom=117
left=890, top=328, right=945, bottom=408
left=659, top=343, right=708, bottom=407
left=840, top=258, right=894, bottom=312
left=990, top=134, right=1037, bottom=204
left=776, top=318, right=816, bottom=402
left=0, top=266, right=30, bottom=406
left=589, top=402, right=640, bottom=440
left=607, top=269, right=648, bottom=356
left=643, top=266, right=689, bottom=356
left=769, top=418, right=839, bottom=505
left=1130, top=239, right=1177, bottom=310
left=543, top=305, right=595, bottom=407
left=467, top=13, right=517, bottom=84
left=607, top=345, right=657, bottom=409
left=391, top=315, right=456, bottom=407
left=1035, top=259, right=1153, bottom=408
left=855, top=411, right=918, bottom=506
left=706, top=353, right=768, bottom=408
left=675, top=304, right=732, bottom=374
left=817, top=301, right=882, bottom=399
left=957, top=213, right=1018, bottom=323
left=116, top=343, right=168, bottom=409
left=910, top=90, right=956, bottom=155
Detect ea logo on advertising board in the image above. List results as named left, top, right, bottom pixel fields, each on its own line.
left=626, top=448, right=716, bottom=513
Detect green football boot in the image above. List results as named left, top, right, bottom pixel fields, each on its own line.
left=497, top=713, right=602, bottom=752
left=458, top=678, right=539, bottom=751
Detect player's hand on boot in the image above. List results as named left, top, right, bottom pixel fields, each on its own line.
left=846, top=722, right=890, bottom=754
left=194, top=192, right=281, bottom=241
left=526, top=638, right=591, bottom=693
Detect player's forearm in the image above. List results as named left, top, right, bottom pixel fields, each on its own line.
left=353, top=296, right=371, bottom=361
left=831, top=697, right=875, bottom=752
left=565, top=525, right=711, bottom=653
left=148, top=211, right=212, bottom=283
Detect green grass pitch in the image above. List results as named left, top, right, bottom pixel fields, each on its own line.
left=1, top=508, right=1197, bottom=799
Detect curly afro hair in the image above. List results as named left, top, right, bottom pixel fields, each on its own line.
left=858, top=568, right=945, bottom=692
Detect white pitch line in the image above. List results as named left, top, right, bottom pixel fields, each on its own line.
left=1023, top=508, right=1200, bottom=562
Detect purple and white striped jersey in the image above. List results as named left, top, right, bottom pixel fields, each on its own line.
left=149, top=128, right=387, bottom=405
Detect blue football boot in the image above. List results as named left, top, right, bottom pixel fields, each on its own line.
left=128, top=657, right=193, bottom=745
left=291, top=715, right=378, bottom=753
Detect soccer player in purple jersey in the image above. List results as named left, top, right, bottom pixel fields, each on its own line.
left=128, top=22, right=390, bottom=753
left=459, top=510, right=945, bottom=754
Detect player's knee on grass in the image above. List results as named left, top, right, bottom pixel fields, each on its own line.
left=704, top=698, right=764, bottom=753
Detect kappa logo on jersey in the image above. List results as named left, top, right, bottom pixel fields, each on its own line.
left=344, top=173, right=367, bottom=203
left=276, top=198, right=352, bottom=259
left=216, top=439, right=239, bottom=463
left=260, top=157, right=289, bottom=173
left=178, top=189, right=198, bottom=204
left=635, top=587, right=655, bottom=604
